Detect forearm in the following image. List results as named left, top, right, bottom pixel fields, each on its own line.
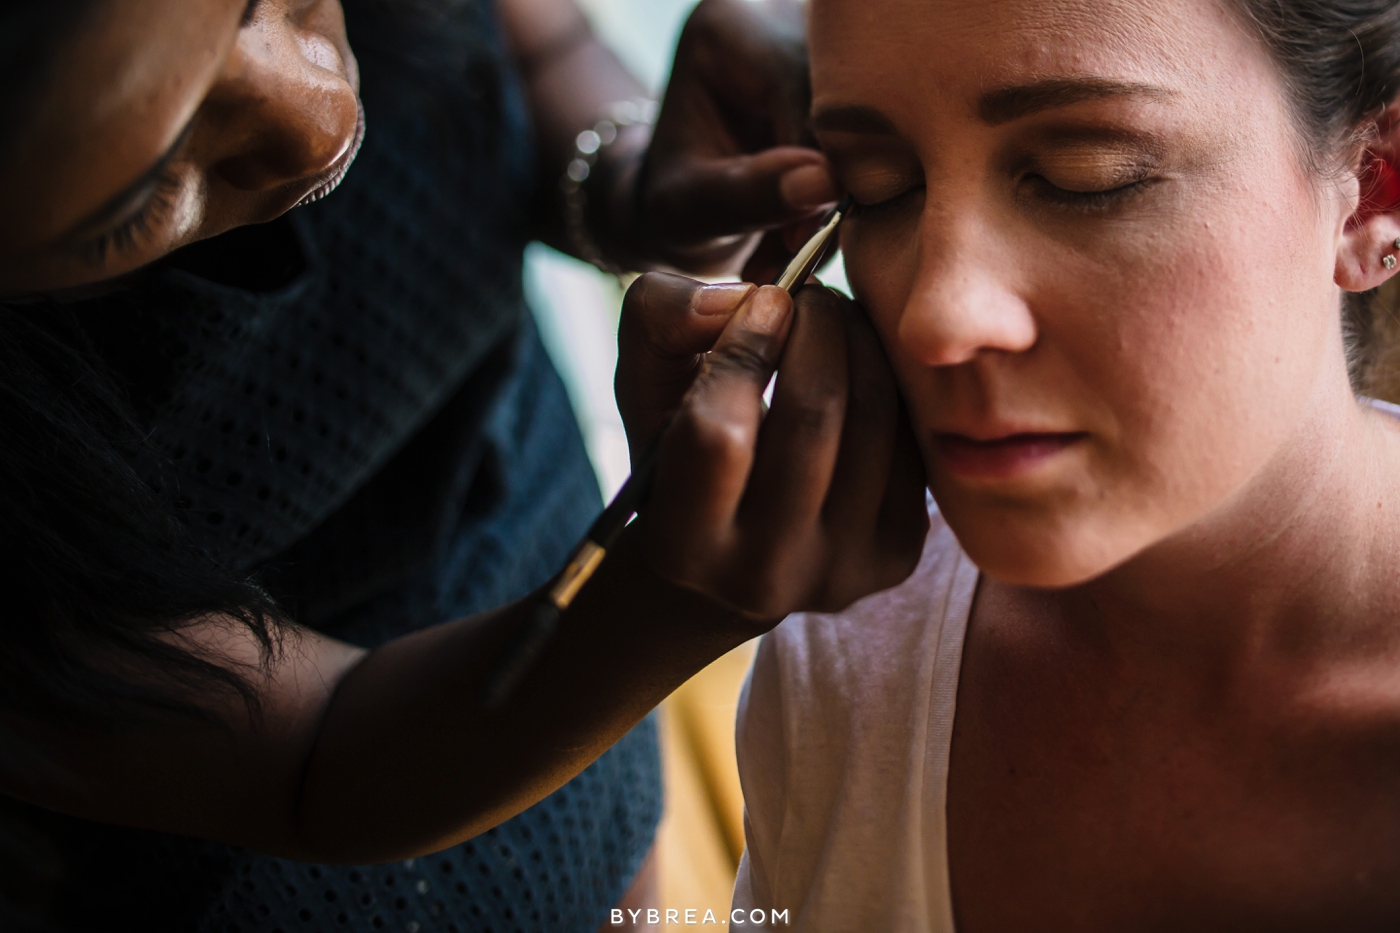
left=293, top=528, right=753, bottom=862
left=1, top=531, right=745, bottom=865
left=497, top=0, right=652, bottom=262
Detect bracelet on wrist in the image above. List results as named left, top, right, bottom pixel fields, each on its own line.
left=561, top=97, right=659, bottom=276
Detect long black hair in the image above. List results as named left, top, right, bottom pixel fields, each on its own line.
left=0, top=4, right=287, bottom=735
left=0, top=308, right=283, bottom=733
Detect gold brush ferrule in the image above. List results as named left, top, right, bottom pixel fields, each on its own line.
left=548, top=540, right=608, bottom=610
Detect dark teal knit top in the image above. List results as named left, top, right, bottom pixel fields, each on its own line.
left=2, top=1, right=662, bottom=929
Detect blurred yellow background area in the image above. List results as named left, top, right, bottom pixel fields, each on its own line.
left=653, top=642, right=756, bottom=912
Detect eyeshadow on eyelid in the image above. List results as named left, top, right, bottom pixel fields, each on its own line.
left=1040, top=149, right=1158, bottom=173
left=845, top=172, right=920, bottom=204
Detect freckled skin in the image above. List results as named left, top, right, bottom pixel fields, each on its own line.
left=811, top=0, right=1400, bottom=928
left=815, top=0, right=1345, bottom=588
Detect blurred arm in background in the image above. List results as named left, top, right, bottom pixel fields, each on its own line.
left=499, top=0, right=838, bottom=280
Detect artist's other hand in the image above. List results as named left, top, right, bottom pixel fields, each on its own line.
left=616, top=274, right=928, bottom=622
left=635, top=0, right=838, bottom=280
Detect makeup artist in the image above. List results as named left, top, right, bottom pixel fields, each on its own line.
left=0, top=0, right=927, bottom=930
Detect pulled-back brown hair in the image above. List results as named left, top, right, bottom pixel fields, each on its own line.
left=1230, top=0, right=1400, bottom=396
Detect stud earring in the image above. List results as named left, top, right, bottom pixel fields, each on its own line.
left=1387, top=255, right=1398, bottom=271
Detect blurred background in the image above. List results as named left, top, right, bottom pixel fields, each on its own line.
left=523, top=0, right=849, bottom=914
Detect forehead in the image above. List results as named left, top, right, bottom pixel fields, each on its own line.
left=808, top=0, right=1262, bottom=114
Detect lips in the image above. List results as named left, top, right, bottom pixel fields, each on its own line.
left=294, top=100, right=367, bottom=209
left=934, top=431, right=1087, bottom=480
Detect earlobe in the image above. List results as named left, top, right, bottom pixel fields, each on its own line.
left=1336, top=100, right=1400, bottom=291
left=1337, top=142, right=1400, bottom=293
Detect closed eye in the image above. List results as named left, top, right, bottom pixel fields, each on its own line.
left=853, top=185, right=925, bottom=217
left=1020, top=174, right=1158, bottom=213
left=75, top=169, right=184, bottom=267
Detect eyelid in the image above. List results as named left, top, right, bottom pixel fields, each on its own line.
left=60, top=118, right=198, bottom=252
left=75, top=168, right=184, bottom=267
left=1028, top=150, right=1160, bottom=190
left=1018, top=174, right=1159, bottom=215
left=844, top=168, right=922, bottom=204
left=821, top=142, right=923, bottom=209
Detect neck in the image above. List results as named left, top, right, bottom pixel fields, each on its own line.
left=1063, top=379, right=1400, bottom=679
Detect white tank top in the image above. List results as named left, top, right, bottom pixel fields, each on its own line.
left=732, top=497, right=978, bottom=932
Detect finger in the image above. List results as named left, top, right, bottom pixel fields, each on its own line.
left=820, top=299, right=903, bottom=539
left=740, top=285, right=849, bottom=539
left=647, top=286, right=796, bottom=570
left=670, top=0, right=812, bottom=149
left=874, top=400, right=932, bottom=581
left=646, top=148, right=839, bottom=248
left=813, top=398, right=931, bottom=612
left=616, top=273, right=756, bottom=454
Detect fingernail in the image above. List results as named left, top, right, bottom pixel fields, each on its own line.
left=692, top=282, right=756, bottom=316
left=779, top=164, right=839, bottom=211
left=744, top=286, right=791, bottom=335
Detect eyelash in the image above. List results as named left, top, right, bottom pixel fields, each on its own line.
left=1022, top=175, right=1156, bottom=212
left=79, top=169, right=183, bottom=267
left=849, top=169, right=1158, bottom=227
left=853, top=186, right=924, bottom=216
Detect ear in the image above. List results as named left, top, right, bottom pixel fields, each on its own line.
left=1337, top=101, right=1400, bottom=292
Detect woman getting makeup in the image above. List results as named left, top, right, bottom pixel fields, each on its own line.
left=729, top=0, right=1400, bottom=928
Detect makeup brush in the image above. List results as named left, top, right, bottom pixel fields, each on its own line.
left=484, top=196, right=854, bottom=707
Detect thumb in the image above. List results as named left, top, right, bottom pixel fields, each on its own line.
left=645, top=147, right=839, bottom=249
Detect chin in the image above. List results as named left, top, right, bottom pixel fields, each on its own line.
left=942, top=503, right=1148, bottom=590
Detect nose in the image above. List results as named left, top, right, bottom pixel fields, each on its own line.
left=205, top=21, right=359, bottom=193
left=897, top=213, right=1038, bottom=367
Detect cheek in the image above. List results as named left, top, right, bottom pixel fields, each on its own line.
left=841, top=218, right=921, bottom=341
left=1079, top=186, right=1333, bottom=474
left=1013, top=176, right=1344, bottom=585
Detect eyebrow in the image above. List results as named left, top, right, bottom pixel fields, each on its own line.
left=811, top=105, right=899, bottom=136
left=59, top=116, right=197, bottom=247
left=811, top=78, right=1171, bottom=137
left=978, top=77, right=1171, bottom=126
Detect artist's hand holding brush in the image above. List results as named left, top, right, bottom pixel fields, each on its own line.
left=616, top=273, right=929, bottom=620
left=290, top=275, right=929, bottom=859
